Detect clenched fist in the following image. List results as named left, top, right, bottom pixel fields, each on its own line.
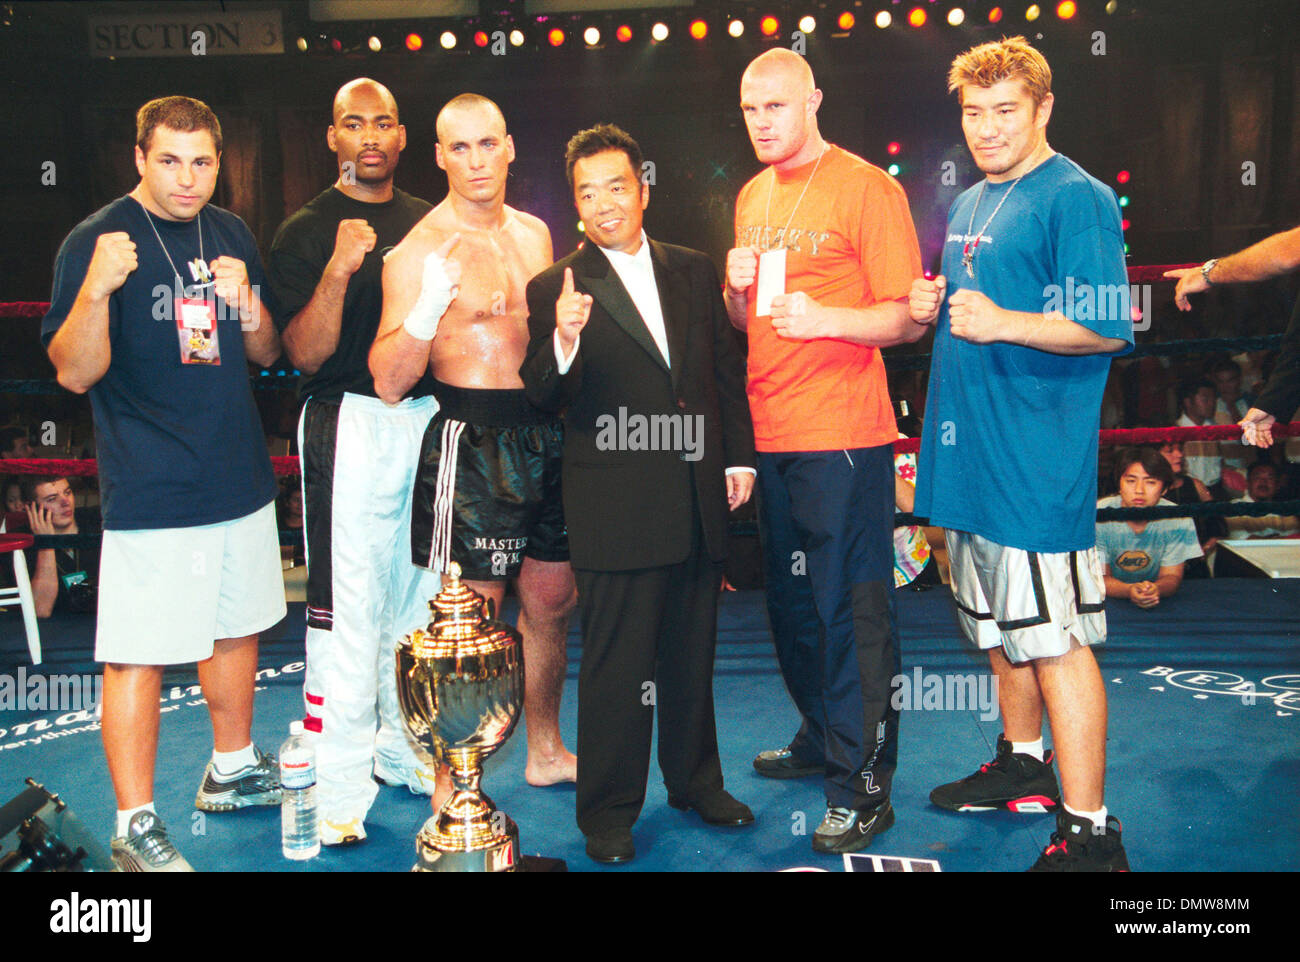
left=725, top=246, right=758, bottom=299
left=328, top=218, right=377, bottom=278
left=909, top=274, right=946, bottom=325
left=556, top=266, right=592, bottom=354
left=210, top=256, right=252, bottom=316
left=84, top=232, right=137, bottom=300
left=948, top=288, right=1006, bottom=344
left=770, top=291, right=824, bottom=340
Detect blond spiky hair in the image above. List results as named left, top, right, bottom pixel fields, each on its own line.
left=947, top=36, right=1052, bottom=106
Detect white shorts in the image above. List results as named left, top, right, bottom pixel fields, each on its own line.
left=96, top=501, right=288, bottom=665
left=945, top=529, right=1107, bottom=664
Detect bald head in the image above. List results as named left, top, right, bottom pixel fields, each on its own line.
left=742, top=48, right=816, bottom=98
left=435, top=93, right=506, bottom=145
left=327, top=78, right=405, bottom=197
left=333, top=78, right=398, bottom=123
left=739, top=49, right=824, bottom=172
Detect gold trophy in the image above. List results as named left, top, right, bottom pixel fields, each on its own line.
left=395, top=562, right=524, bottom=872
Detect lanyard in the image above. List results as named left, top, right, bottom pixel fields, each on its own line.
left=142, top=206, right=205, bottom=287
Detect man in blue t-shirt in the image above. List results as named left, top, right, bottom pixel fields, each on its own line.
left=42, top=96, right=286, bottom=872
left=910, top=38, right=1134, bottom=871
left=1096, top=448, right=1202, bottom=606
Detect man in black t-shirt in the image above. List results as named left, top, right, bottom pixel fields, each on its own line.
left=21, top=475, right=100, bottom=617
left=266, top=79, right=440, bottom=846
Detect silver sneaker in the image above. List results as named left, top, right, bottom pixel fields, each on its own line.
left=111, top=811, right=194, bottom=872
left=195, top=746, right=282, bottom=811
left=812, top=800, right=895, bottom=854
left=815, top=807, right=856, bottom=837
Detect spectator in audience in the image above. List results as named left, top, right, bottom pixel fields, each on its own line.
left=1224, top=461, right=1300, bottom=540
left=0, top=478, right=25, bottom=589
left=1234, top=349, right=1271, bottom=403
left=1096, top=448, right=1202, bottom=608
left=21, top=475, right=100, bottom=617
left=1175, top=377, right=1228, bottom=496
left=1157, top=440, right=1223, bottom=577
left=1208, top=357, right=1254, bottom=490
left=1, top=427, right=33, bottom=461
left=1208, top=357, right=1248, bottom=421
left=1155, top=439, right=1210, bottom=499
left=3, top=477, right=22, bottom=514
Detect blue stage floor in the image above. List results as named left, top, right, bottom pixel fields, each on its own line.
left=2, top=579, right=1297, bottom=872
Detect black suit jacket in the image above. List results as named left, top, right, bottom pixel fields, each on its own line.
left=521, top=238, right=755, bottom=572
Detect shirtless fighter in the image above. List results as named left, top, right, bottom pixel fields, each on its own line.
left=370, top=93, right=577, bottom=810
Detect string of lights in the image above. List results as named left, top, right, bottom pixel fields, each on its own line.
left=289, top=2, right=1125, bottom=58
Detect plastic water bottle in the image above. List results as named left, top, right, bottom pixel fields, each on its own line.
left=280, top=720, right=319, bottom=860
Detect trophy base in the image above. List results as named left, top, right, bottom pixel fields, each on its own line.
left=412, top=818, right=520, bottom=873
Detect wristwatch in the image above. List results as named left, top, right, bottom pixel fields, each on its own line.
left=1200, top=258, right=1218, bottom=286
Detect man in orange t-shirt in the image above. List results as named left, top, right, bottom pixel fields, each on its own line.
left=726, top=48, right=928, bottom=856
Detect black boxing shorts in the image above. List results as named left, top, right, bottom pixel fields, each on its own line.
left=411, top=380, right=569, bottom=581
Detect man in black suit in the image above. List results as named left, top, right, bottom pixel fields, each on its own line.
left=520, top=124, right=756, bottom=864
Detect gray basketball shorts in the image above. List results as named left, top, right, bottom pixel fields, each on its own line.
left=944, top=529, right=1107, bottom=663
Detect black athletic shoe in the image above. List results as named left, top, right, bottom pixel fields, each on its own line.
left=929, top=734, right=1060, bottom=813
left=753, top=746, right=823, bottom=779
left=811, top=799, right=895, bottom=854
left=1029, top=810, right=1131, bottom=872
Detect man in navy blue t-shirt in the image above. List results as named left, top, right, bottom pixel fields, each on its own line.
left=42, top=96, right=286, bottom=872
left=910, top=38, right=1134, bottom=871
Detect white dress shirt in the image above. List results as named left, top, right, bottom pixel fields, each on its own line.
left=555, top=231, right=666, bottom=371
left=552, top=233, right=754, bottom=478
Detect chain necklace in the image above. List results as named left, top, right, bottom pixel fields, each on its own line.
left=961, top=176, right=1022, bottom=279
left=764, top=143, right=827, bottom=245
left=140, top=204, right=205, bottom=288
